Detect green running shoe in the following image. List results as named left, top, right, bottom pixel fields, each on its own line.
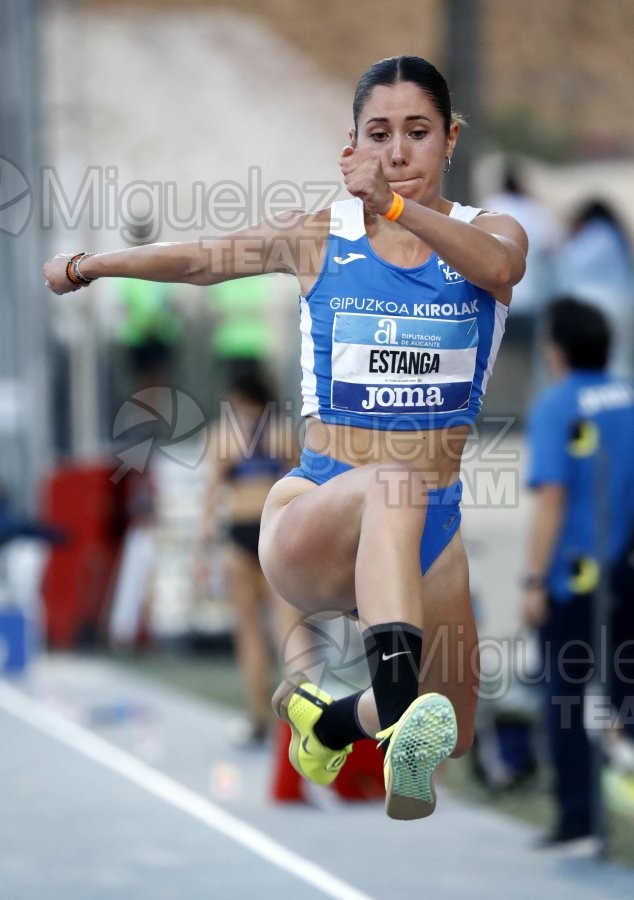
left=272, top=676, right=352, bottom=786
left=377, top=693, right=457, bottom=820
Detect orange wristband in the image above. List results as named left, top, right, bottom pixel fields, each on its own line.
left=65, top=253, right=85, bottom=285
left=383, top=192, right=405, bottom=222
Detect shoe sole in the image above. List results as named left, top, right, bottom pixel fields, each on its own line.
left=384, top=693, right=458, bottom=820
left=271, top=673, right=312, bottom=779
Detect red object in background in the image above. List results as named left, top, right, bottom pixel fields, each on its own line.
left=330, top=738, right=385, bottom=801
left=270, top=721, right=306, bottom=803
left=270, top=719, right=385, bottom=804
left=40, top=463, right=125, bottom=648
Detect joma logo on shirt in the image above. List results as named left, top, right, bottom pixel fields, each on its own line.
left=361, top=385, right=445, bottom=409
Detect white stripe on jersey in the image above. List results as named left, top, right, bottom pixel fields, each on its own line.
left=299, top=296, right=319, bottom=418
left=482, top=300, right=508, bottom=393
left=329, top=199, right=365, bottom=240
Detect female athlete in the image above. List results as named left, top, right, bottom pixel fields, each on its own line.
left=44, top=56, right=527, bottom=820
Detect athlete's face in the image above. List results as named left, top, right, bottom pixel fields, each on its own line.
left=352, top=81, right=458, bottom=203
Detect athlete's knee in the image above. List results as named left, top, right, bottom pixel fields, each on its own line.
left=362, top=462, right=428, bottom=514
left=259, top=518, right=317, bottom=596
left=268, top=523, right=312, bottom=572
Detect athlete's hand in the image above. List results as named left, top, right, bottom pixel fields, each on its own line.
left=42, top=254, right=82, bottom=295
left=339, top=146, right=394, bottom=217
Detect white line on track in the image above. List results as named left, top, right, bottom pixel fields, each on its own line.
left=0, top=679, right=374, bottom=900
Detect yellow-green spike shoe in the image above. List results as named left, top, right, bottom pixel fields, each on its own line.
left=377, top=693, right=457, bottom=820
left=272, top=676, right=352, bottom=786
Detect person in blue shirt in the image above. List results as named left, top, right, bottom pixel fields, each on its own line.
left=555, top=200, right=634, bottom=378
left=44, top=56, right=527, bottom=820
left=523, top=296, right=634, bottom=846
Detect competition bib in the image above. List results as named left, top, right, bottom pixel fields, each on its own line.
left=331, top=312, right=477, bottom=415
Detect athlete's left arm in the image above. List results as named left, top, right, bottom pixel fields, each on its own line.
left=396, top=205, right=528, bottom=304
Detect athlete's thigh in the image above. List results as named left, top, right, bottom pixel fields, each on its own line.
left=419, top=529, right=479, bottom=755
left=259, top=474, right=362, bottom=612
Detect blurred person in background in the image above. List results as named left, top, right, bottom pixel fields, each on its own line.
left=44, top=55, right=527, bottom=820
left=0, top=482, right=65, bottom=675
left=109, top=221, right=184, bottom=417
left=205, top=277, right=277, bottom=414
left=483, top=164, right=563, bottom=415
left=0, top=482, right=65, bottom=550
left=555, top=199, right=634, bottom=377
left=108, top=439, right=158, bottom=649
left=522, top=296, right=634, bottom=848
left=106, top=223, right=183, bottom=648
left=195, top=365, right=306, bottom=746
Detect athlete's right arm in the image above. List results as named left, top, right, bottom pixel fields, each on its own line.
left=43, top=208, right=321, bottom=295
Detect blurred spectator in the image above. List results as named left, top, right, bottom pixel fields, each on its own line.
left=196, top=365, right=310, bottom=746
left=0, top=483, right=65, bottom=549
left=205, top=277, right=280, bottom=415
left=555, top=199, right=634, bottom=376
left=107, top=461, right=157, bottom=649
left=108, top=222, right=185, bottom=416
left=114, top=279, right=182, bottom=388
left=483, top=164, right=563, bottom=418
left=0, top=483, right=66, bottom=672
left=522, top=297, right=634, bottom=848
left=106, top=223, right=180, bottom=647
left=486, top=164, right=563, bottom=316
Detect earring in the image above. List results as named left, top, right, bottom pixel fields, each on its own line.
left=443, top=157, right=452, bottom=174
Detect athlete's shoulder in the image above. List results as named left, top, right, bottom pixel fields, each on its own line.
left=296, top=198, right=366, bottom=244
left=247, top=208, right=329, bottom=278
left=447, top=200, right=483, bottom=223
left=268, top=207, right=330, bottom=245
left=473, top=207, right=527, bottom=242
left=298, top=206, right=331, bottom=230
left=255, top=207, right=327, bottom=235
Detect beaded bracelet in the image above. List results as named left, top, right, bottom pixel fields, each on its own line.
left=383, top=192, right=405, bottom=222
left=65, top=252, right=96, bottom=286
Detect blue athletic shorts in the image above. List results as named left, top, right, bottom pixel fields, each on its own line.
left=286, top=448, right=462, bottom=574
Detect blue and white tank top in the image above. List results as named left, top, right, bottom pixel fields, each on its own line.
left=298, top=198, right=507, bottom=430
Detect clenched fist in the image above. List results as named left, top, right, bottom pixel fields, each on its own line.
left=42, top=254, right=82, bottom=295
left=338, top=146, right=394, bottom=216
